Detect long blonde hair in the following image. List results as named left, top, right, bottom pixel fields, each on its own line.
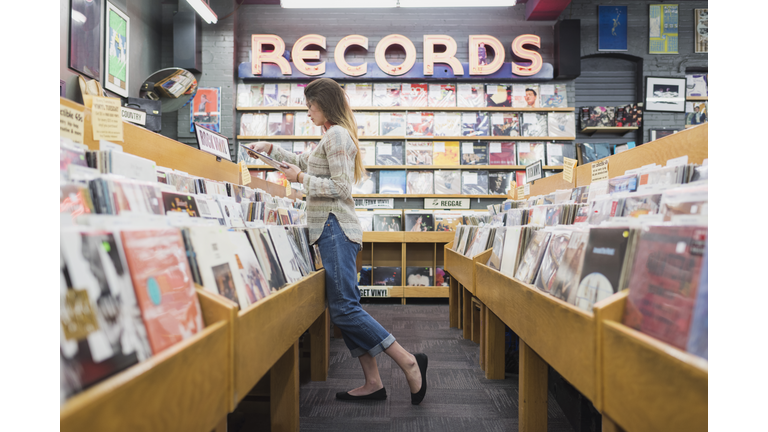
left=304, top=78, right=365, bottom=184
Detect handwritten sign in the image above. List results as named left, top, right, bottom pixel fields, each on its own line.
left=517, top=186, right=525, bottom=198
left=193, top=123, right=231, bottom=160
left=60, top=104, right=85, bottom=143
left=563, top=157, right=577, bottom=183
left=284, top=179, right=292, bottom=196
left=240, top=160, right=251, bottom=185
left=85, top=96, right=124, bottom=142
left=591, top=159, right=609, bottom=182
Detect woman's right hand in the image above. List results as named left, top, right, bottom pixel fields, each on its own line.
left=247, top=141, right=272, bottom=153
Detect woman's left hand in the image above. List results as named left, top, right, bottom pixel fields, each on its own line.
left=280, top=162, right=303, bottom=183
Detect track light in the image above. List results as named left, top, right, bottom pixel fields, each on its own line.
left=186, top=0, right=218, bottom=24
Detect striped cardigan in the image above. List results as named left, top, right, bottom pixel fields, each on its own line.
left=268, top=125, right=362, bottom=245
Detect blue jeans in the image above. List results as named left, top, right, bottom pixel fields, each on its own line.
left=317, top=213, right=395, bottom=358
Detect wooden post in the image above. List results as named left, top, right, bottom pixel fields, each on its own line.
left=213, top=417, right=227, bottom=432
left=462, top=287, right=472, bottom=340
left=485, top=309, right=505, bottom=380
left=519, top=341, right=548, bottom=432
left=478, top=301, right=486, bottom=368
left=270, top=341, right=299, bottom=432
left=449, top=277, right=459, bottom=328
left=457, top=284, right=463, bottom=330
left=309, top=308, right=330, bottom=381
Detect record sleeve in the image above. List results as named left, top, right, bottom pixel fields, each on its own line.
left=517, top=142, right=545, bottom=166
left=522, top=84, right=541, bottom=108
left=267, top=112, right=295, bottom=136
left=434, top=170, right=461, bottom=195
left=685, top=102, right=708, bottom=126
left=487, top=228, right=506, bottom=270
left=290, top=83, right=307, bottom=106
left=515, top=171, right=526, bottom=188
left=461, top=112, right=489, bottom=136
left=685, top=74, right=708, bottom=98
left=406, top=171, right=434, bottom=194
left=400, top=83, right=429, bottom=107
left=379, top=112, right=406, bottom=136
left=572, top=227, right=631, bottom=312
left=608, top=174, right=639, bottom=194
left=432, top=141, right=460, bottom=165
left=520, top=113, right=548, bottom=137
left=515, top=230, right=552, bottom=284
left=622, top=226, right=708, bottom=350
left=353, top=171, right=378, bottom=194
left=245, top=228, right=287, bottom=290
left=216, top=196, right=246, bottom=228
left=491, top=113, right=520, bottom=137
left=405, top=210, right=435, bottom=232
left=433, top=112, right=462, bottom=136
left=533, top=229, right=572, bottom=293
left=373, top=210, right=403, bottom=232
left=435, top=267, right=450, bottom=286
left=378, top=170, right=406, bottom=194
left=292, top=141, right=318, bottom=155
left=686, top=243, right=708, bottom=359
left=186, top=226, right=251, bottom=309
left=457, top=83, right=486, bottom=108
left=489, top=142, right=516, bottom=165
left=373, top=83, right=401, bottom=107
left=227, top=231, right=271, bottom=302
left=510, top=84, right=529, bottom=108
left=539, top=83, right=568, bottom=108
left=262, top=83, right=291, bottom=107
left=355, top=112, right=379, bottom=137
left=499, top=226, right=524, bottom=277
left=434, top=210, right=462, bottom=231
left=580, top=143, right=611, bottom=163
left=239, top=113, right=268, bottom=136
left=406, top=141, right=434, bottom=165
left=428, top=83, right=456, bottom=107
left=162, top=191, right=200, bottom=217
left=547, top=113, right=576, bottom=138
left=236, top=83, right=263, bottom=108
left=461, top=142, right=488, bottom=165
left=343, top=83, right=373, bottom=107
left=294, top=112, right=322, bottom=136
left=488, top=172, right=512, bottom=195
left=486, top=84, right=512, bottom=107
left=359, top=142, right=377, bottom=166
left=358, top=265, right=372, bottom=285
left=550, top=229, right=589, bottom=304
left=267, top=226, right=304, bottom=284
left=373, top=266, right=402, bottom=286
left=406, top=267, right=433, bottom=286
left=406, top=112, right=434, bottom=137
left=376, top=141, right=405, bottom=165
left=461, top=170, right=489, bottom=195
left=356, top=211, right=374, bottom=232
left=546, top=143, right=576, bottom=165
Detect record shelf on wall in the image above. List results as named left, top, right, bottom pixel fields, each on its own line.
left=686, top=97, right=708, bottom=101
left=580, top=127, right=638, bottom=135
left=237, top=135, right=576, bottom=141
left=236, top=107, right=576, bottom=113
left=248, top=165, right=565, bottom=170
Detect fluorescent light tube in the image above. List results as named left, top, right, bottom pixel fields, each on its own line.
left=400, top=0, right=515, bottom=6
left=186, top=0, right=218, bottom=24
left=281, top=0, right=398, bottom=8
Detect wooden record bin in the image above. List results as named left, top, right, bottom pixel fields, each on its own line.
left=60, top=98, right=326, bottom=432
left=443, top=243, right=493, bottom=339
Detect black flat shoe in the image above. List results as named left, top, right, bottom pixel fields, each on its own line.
left=336, top=387, right=387, bottom=401
left=411, top=353, right=428, bottom=405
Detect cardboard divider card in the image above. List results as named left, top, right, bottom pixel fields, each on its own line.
left=524, top=183, right=530, bottom=195
left=563, top=157, right=577, bottom=183
left=667, top=155, right=689, bottom=167
left=591, top=159, right=609, bottom=181
left=462, top=142, right=474, bottom=154
left=489, top=143, right=502, bottom=153
left=434, top=142, right=445, bottom=153
left=60, top=104, right=85, bottom=144
left=85, top=95, right=124, bottom=142
left=240, top=160, right=251, bottom=184
left=517, top=185, right=525, bottom=198
left=99, top=140, right=123, bottom=152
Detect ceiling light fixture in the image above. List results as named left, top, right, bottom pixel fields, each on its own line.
left=186, top=0, right=218, bottom=24
left=399, top=0, right=516, bottom=6
left=280, top=0, right=514, bottom=7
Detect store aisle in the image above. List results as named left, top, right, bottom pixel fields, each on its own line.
left=299, top=302, right=575, bottom=432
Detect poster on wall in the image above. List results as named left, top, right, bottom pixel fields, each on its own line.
left=69, top=0, right=101, bottom=80
left=695, top=9, right=708, bottom=53
left=190, top=88, right=222, bottom=133
left=685, top=102, right=708, bottom=126
left=645, top=76, right=686, bottom=112
left=649, top=4, right=679, bottom=54
left=598, top=5, right=628, bottom=51
left=104, top=2, right=129, bottom=97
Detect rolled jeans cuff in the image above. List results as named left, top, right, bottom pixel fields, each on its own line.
left=349, top=334, right=396, bottom=358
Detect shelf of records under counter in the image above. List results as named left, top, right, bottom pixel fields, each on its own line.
left=443, top=246, right=493, bottom=296
left=233, top=270, right=327, bottom=406
left=236, top=106, right=576, bottom=112
left=685, top=96, right=708, bottom=101
left=249, top=165, right=564, bottom=171
left=353, top=194, right=508, bottom=199
left=474, top=263, right=624, bottom=405
left=580, top=127, right=639, bottom=135
left=61, top=290, right=234, bottom=432
left=597, top=291, right=708, bottom=432
left=238, top=136, right=576, bottom=141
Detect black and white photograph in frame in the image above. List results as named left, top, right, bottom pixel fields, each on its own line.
left=644, top=76, right=686, bottom=112
left=69, top=0, right=102, bottom=80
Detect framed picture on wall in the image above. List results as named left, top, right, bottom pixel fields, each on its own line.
left=69, top=0, right=102, bottom=80
left=695, top=9, right=708, bottom=53
left=650, top=129, right=678, bottom=141
left=104, top=2, right=129, bottom=97
left=649, top=3, right=679, bottom=54
left=644, top=76, right=686, bottom=112
left=598, top=5, right=627, bottom=51
left=190, top=87, right=222, bottom=133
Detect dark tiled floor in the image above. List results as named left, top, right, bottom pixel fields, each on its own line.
left=299, top=302, right=575, bottom=432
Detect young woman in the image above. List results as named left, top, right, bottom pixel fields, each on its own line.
left=248, top=78, right=428, bottom=404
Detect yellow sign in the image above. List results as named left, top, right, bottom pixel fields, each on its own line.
left=517, top=186, right=525, bottom=199
left=84, top=95, right=124, bottom=142
left=284, top=179, right=292, bottom=197
left=591, top=159, right=609, bottom=182
left=60, top=104, right=85, bottom=144
left=240, top=160, right=251, bottom=185
left=563, top=157, right=577, bottom=183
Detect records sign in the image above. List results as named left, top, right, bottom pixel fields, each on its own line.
left=525, top=160, right=543, bottom=184
left=354, top=198, right=394, bottom=209
left=194, top=123, right=231, bottom=161
left=424, top=198, right=470, bottom=210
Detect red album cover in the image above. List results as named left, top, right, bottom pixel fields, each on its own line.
left=120, top=228, right=205, bottom=354
left=622, top=226, right=708, bottom=350
left=515, top=171, right=526, bottom=186
left=406, top=112, right=434, bottom=137
left=489, top=142, right=516, bottom=165
left=428, top=84, right=456, bottom=107
left=400, top=83, right=429, bottom=107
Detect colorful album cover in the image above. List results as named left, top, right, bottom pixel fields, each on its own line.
left=547, top=113, right=576, bottom=138
left=267, top=226, right=305, bottom=283
left=406, top=112, right=435, bottom=136
left=406, top=170, right=434, bottom=194
left=373, top=211, right=402, bottom=232
left=227, top=231, right=271, bottom=302
left=685, top=102, right=708, bottom=126
left=262, top=83, right=292, bottom=107
left=294, top=112, right=322, bottom=136
left=515, top=171, right=526, bottom=187
left=457, top=83, right=486, bottom=108
left=434, top=211, right=463, bottom=231
left=406, top=141, right=433, bottom=165
left=514, top=84, right=540, bottom=108
left=461, top=112, right=489, bottom=136
left=550, top=230, right=590, bottom=304
left=267, top=112, right=295, bottom=136
left=572, top=227, right=631, bottom=312
left=433, top=112, right=462, bottom=136
left=491, top=113, right=520, bottom=137
left=515, top=230, right=552, bottom=284
left=546, top=143, right=575, bottom=165
left=162, top=191, right=200, bottom=217
left=343, top=83, right=373, bottom=107
left=686, top=243, right=708, bottom=359
left=620, top=193, right=662, bottom=218
left=432, top=141, right=460, bottom=165
left=428, top=83, right=456, bottom=107
left=489, top=142, right=516, bottom=165
left=236, top=83, right=263, bottom=108
left=435, top=267, right=451, bottom=286
left=405, top=211, right=435, bottom=232
left=379, top=112, right=406, bottom=136
left=623, top=226, right=708, bottom=350
left=373, top=83, right=401, bottom=107
left=488, top=172, right=512, bottom=195
left=290, top=83, right=307, bottom=106
left=378, top=170, right=407, bottom=194
left=516, top=142, right=545, bottom=166
left=357, top=212, right=374, bottom=232
left=486, top=84, right=512, bottom=107
left=540, top=83, right=568, bottom=108
left=186, top=226, right=250, bottom=308
left=372, top=266, right=402, bottom=285
left=608, top=174, right=639, bottom=194
left=434, top=170, right=461, bottom=194
left=685, top=74, right=708, bottom=98
left=521, top=113, right=548, bottom=137
left=190, top=87, right=221, bottom=133
left=580, top=143, right=611, bottom=163
left=461, top=170, right=489, bottom=195
left=534, top=230, right=573, bottom=293
left=359, top=142, right=376, bottom=166
left=406, top=267, right=433, bottom=286
left=400, top=83, right=429, bottom=107
left=461, top=142, right=488, bottom=165
left=239, top=113, right=267, bottom=136
left=376, top=141, right=405, bottom=165
left=215, top=197, right=246, bottom=228
left=583, top=106, right=615, bottom=128
left=245, top=228, right=287, bottom=290
left=355, top=112, right=380, bottom=137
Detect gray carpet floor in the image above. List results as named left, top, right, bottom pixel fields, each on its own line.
left=299, top=301, right=576, bottom=432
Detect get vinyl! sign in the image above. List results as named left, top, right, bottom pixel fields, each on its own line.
left=243, top=33, right=551, bottom=80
